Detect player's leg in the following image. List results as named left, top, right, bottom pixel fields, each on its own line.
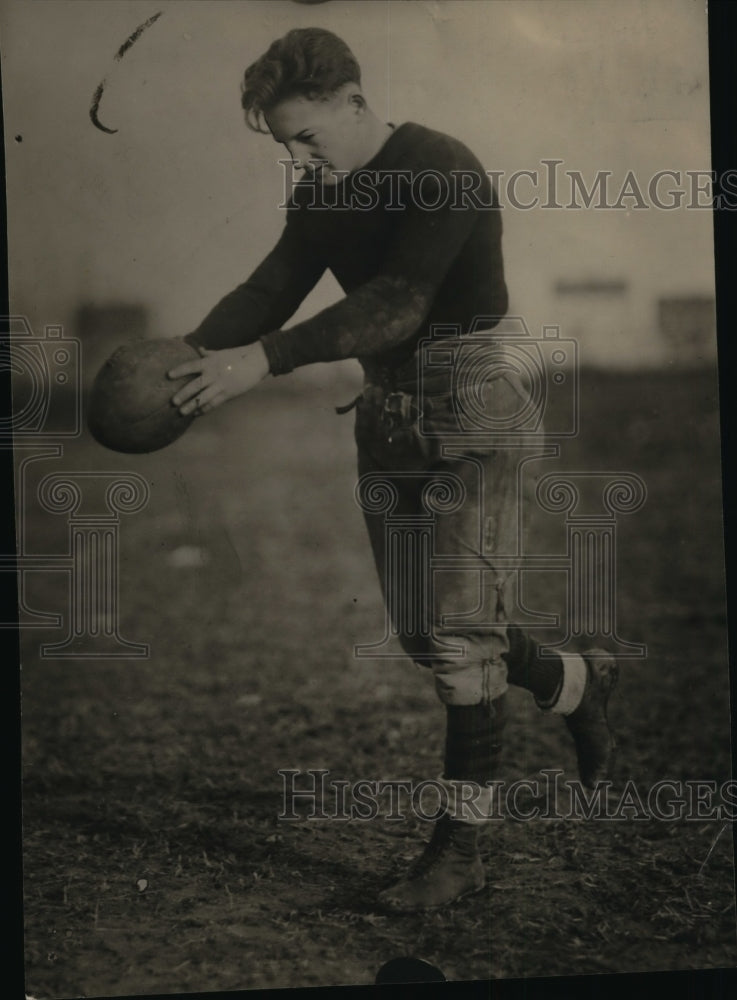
left=353, top=407, right=516, bottom=910
left=372, top=440, right=516, bottom=912
left=354, top=409, right=500, bottom=910
left=426, top=361, right=618, bottom=791
left=504, top=626, right=618, bottom=787
left=354, top=376, right=616, bottom=911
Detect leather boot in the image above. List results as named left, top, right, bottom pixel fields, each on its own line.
left=376, top=697, right=502, bottom=913
left=376, top=813, right=485, bottom=913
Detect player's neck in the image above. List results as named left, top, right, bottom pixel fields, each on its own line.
left=358, top=113, right=396, bottom=169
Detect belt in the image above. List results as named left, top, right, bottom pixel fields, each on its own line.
left=334, top=384, right=425, bottom=424
left=334, top=394, right=363, bottom=415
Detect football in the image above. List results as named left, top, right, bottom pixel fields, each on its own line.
left=87, top=337, right=200, bottom=454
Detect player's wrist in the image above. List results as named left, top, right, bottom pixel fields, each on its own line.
left=240, top=340, right=270, bottom=381
left=259, top=331, right=293, bottom=377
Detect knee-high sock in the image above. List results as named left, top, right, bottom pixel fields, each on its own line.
left=502, top=625, right=564, bottom=705
left=444, top=696, right=506, bottom=783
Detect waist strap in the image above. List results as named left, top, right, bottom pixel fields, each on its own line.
left=335, top=385, right=425, bottom=424
left=334, top=394, right=363, bottom=415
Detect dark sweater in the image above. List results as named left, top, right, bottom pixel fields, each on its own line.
left=185, top=122, right=508, bottom=377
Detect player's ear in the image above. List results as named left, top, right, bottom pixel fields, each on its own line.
left=348, top=91, right=366, bottom=115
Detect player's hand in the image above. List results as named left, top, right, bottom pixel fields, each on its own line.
left=168, top=342, right=270, bottom=415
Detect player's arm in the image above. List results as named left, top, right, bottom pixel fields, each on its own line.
left=184, top=218, right=326, bottom=352
left=259, top=148, right=483, bottom=374
left=168, top=215, right=326, bottom=413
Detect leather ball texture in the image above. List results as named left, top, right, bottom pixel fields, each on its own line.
left=88, top=338, right=200, bottom=454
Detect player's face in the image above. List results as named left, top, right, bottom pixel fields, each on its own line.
left=265, top=89, right=366, bottom=186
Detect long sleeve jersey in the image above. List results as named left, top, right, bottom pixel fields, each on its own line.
left=184, top=122, right=508, bottom=376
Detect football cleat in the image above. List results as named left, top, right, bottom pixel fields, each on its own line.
left=564, top=648, right=619, bottom=788
left=377, top=814, right=485, bottom=913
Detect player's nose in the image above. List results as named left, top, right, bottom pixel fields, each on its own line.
left=283, top=143, right=300, bottom=168
left=289, top=144, right=322, bottom=173
left=284, top=143, right=306, bottom=171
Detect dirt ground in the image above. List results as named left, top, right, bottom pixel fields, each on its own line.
left=19, top=365, right=737, bottom=997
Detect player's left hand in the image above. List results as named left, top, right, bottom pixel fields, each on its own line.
left=168, top=342, right=270, bottom=415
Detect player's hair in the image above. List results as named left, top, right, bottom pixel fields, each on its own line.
left=241, top=28, right=362, bottom=133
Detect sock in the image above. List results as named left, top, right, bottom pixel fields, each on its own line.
left=547, top=652, right=588, bottom=715
left=503, top=625, right=564, bottom=705
left=443, top=697, right=506, bottom=783
left=440, top=699, right=505, bottom=824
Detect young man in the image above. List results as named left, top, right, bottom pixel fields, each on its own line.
left=168, top=27, right=617, bottom=912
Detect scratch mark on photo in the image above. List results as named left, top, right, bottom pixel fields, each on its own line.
left=89, top=11, right=164, bottom=134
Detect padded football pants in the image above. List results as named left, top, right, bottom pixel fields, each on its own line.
left=354, top=350, right=541, bottom=708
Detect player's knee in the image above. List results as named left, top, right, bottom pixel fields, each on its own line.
left=430, top=658, right=508, bottom=706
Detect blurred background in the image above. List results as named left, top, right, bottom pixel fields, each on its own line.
left=1, top=0, right=717, bottom=382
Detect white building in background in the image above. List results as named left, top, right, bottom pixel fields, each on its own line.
left=544, top=279, right=716, bottom=370
left=552, top=278, right=634, bottom=367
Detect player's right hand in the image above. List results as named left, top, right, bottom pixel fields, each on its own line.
left=168, top=342, right=270, bottom=415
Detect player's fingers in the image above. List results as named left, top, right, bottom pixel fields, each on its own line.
left=196, top=391, right=226, bottom=415
left=179, top=381, right=220, bottom=415
left=172, top=374, right=207, bottom=409
left=167, top=359, right=204, bottom=380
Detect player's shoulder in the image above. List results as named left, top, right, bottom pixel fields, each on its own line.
left=387, top=122, right=486, bottom=175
